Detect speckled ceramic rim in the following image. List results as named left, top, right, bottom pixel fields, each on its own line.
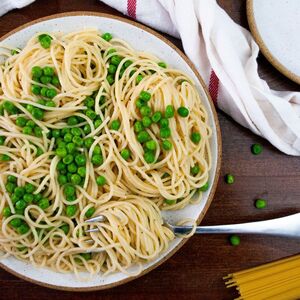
left=0, top=11, right=222, bottom=292
left=247, top=0, right=300, bottom=85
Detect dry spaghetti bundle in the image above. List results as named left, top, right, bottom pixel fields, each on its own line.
left=224, top=254, right=300, bottom=300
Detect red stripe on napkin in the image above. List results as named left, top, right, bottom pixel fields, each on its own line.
left=208, top=70, right=219, bottom=104
left=127, top=0, right=137, bottom=19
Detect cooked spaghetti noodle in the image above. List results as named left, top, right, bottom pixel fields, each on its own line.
left=0, top=29, right=211, bottom=276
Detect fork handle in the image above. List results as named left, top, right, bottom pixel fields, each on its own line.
left=172, top=213, right=300, bottom=238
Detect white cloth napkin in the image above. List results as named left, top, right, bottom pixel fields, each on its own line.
left=2, top=0, right=300, bottom=155
left=101, top=0, right=300, bottom=156
left=0, top=0, right=34, bottom=16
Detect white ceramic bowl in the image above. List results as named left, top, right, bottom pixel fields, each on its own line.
left=0, top=12, right=221, bottom=291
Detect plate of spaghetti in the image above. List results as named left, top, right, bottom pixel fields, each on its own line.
left=0, top=12, right=221, bottom=291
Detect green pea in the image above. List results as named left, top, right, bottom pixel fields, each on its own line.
left=151, top=111, right=162, bottom=123
left=102, top=32, right=112, bottom=41
left=14, top=187, right=25, bottom=198
left=66, top=142, right=76, bottom=154
left=96, top=175, right=106, bottom=186
left=26, top=120, right=35, bottom=128
left=3, top=207, right=11, bottom=218
left=144, top=151, right=155, bottom=164
left=36, top=147, right=44, bottom=157
left=134, top=121, right=144, bottom=133
left=75, top=154, right=86, bottom=166
left=72, top=136, right=83, bottom=147
left=255, top=199, right=267, bottom=209
left=99, top=95, right=106, bottom=105
left=45, top=100, right=56, bottom=107
left=110, top=55, right=122, bottom=66
left=11, top=193, right=19, bottom=204
left=108, top=64, right=117, bottom=74
left=63, top=133, right=73, bottom=143
left=139, top=91, right=151, bottom=102
left=159, top=118, right=169, bottom=128
left=64, top=185, right=76, bottom=196
left=93, top=145, right=101, bottom=155
left=60, top=224, right=69, bottom=234
left=0, top=154, right=10, bottom=161
left=51, top=75, right=60, bottom=87
left=24, top=183, right=35, bottom=194
left=120, top=148, right=131, bottom=160
left=40, top=75, right=52, bottom=85
left=68, top=162, right=77, bottom=173
left=66, top=205, right=77, bottom=217
left=17, top=224, right=30, bottom=235
left=46, top=88, right=57, bottom=99
left=7, top=175, right=17, bottom=183
left=83, top=124, right=91, bottom=135
left=71, top=127, right=81, bottom=136
left=32, top=66, right=43, bottom=78
left=50, top=129, right=59, bottom=139
left=26, top=104, right=34, bottom=113
left=145, top=140, right=157, bottom=151
left=106, top=75, right=115, bottom=85
left=70, top=174, right=81, bottom=185
left=5, top=182, right=16, bottom=193
left=38, top=34, right=52, bottom=49
left=3, top=101, right=17, bottom=114
left=0, top=136, right=5, bottom=145
left=33, top=193, right=42, bottom=203
left=40, top=87, right=48, bottom=97
left=136, top=74, right=143, bottom=84
left=160, top=127, right=171, bottom=138
left=137, top=130, right=150, bottom=143
left=91, top=154, right=103, bottom=166
left=56, top=147, right=67, bottom=158
left=56, top=161, right=66, bottom=171
left=58, top=174, right=68, bottom=185
left=107, top=48, right=116, bottom=55
left=191, top=132, right=201, bottom=144
left=57, top=141, right=66, bottom=148
left=158, top=62, right=167, bottom=68
left=85, top=207, right=96, bottom=218
left=77, top=166, right=86, bottom=178
left=94, top=119, right=102, bottom=128
left=10, top=218, right=22, bottom=228
left=110, top=119, right=121, bottom=131
left=63, top=154, right=74, bottom=165
left=31, top=85, right=41, bottom=95
left=85, top=109, right=97, bottom=120
left=229, top=235, right=240, bottom=246
left=191, top=165, right=200, bottom=176
left=43, top=66, right=54, bottom=76
left=140, top=105, right=152, bottom=117
left=84, top=137, right=94, bottom=148
left=136, top=98, right=145, bottom=109
left=67, top=116, right=78, bottom=126
left=124, top=60, right=133, bottom=68
left=177, top=106, right=189, bottom=118
left=164, top=199, right=176, bottom=205
left=162, top=140, right=172, bottom=151
left=142, top=116, right=152, bottom=128
left=24, top=193, right=34, bottom=204
left=225, top=174, right=234, bottom=184
left=251, top=144, right=263, bottom=155
left=32, top=107, right=44, bottom=120
left=37, top=99, right=46, bottom=106
left=38, top=198, right=50, bottom=210
left=165, top=105, right=175, bottom=118
left=15, top=200, right=27, bottom=210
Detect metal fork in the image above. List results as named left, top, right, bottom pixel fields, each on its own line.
left=85, top=213, right=300, bottom=238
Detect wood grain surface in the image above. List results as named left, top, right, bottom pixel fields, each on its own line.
left=0, top=1, right=299, bottom=299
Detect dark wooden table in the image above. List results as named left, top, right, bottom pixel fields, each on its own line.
left=0, top=1, right=299, bottom=299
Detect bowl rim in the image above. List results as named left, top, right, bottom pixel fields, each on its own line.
left=0, top=11, right=222, bottom=292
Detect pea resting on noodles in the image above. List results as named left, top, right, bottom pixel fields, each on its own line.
left=0, top=29, right=211, bottom=277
